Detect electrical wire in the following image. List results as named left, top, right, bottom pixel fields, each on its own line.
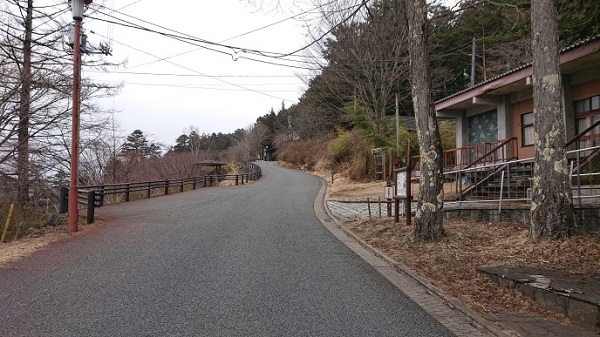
left=85, top=14, right=317, bottom=70
left=94, top=1, right=338, bottom=59
left=97, top=81, right=300, bottom=92
left=87, top=1, right=332, bottom=71
left=85, top=70, right=298, bottom=78
left=90, top=32, right=298, bottom=103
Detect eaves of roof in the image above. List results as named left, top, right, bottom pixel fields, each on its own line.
left=435, top=35, right=600, bottom=110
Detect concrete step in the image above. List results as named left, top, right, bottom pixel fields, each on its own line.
left=477, top=265, right=600, bottom=331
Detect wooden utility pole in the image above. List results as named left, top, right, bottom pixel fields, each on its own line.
left=68, top=0, right=93, bottom=232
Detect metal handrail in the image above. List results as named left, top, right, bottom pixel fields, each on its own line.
left=464, top=137, right=518, bottom=170
left=566, top=119, right=600, bottom=148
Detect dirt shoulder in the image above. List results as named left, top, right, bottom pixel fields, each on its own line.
left=0, top=219, right=102, bottom=267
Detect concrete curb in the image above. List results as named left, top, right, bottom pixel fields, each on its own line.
left=336, top=224, right=511, bottom=337
left=315, top=179, right=511, bottom=337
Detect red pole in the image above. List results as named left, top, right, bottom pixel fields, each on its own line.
left=68, top=18, right=82, bottom=233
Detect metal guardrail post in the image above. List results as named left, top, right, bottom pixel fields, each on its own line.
left=192, top=177, right=196, bottom=190
left=86, top=190, right=95, bottom=224
left=125, top=183, right=130, bottom=202
left=235, top=175, right=239, bottom=185
left=179, top=179, right=184, bottom=193
left=164, top=180, right=169, bottom=195
left=59, top=186, right=68, bottom=213
left=98, top=186, right=104, bottom=207
left=146, top=182, right=151, bottom=198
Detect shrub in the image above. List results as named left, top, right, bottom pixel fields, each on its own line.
left=277, top=136, right=330, bottom=170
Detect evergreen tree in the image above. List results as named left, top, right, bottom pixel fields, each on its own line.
left=172, top=134, right=190, bottom=153
left=121, top=130, right=161, bottom=160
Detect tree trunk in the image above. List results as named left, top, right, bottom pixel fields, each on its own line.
left=404, top=0, right=445, bottom=241
left=17, top=0, right=33, bottom=203
left=530, top=0, right=576, bottom=241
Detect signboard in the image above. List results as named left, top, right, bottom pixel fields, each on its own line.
left=393, top=165, right=412, bottom=225
left=396, top=170, right=407, bottom=197
left=384, top=187, right=394, bottom=199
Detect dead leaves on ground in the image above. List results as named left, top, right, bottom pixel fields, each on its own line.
left=347, top=218, right=599, bottom=324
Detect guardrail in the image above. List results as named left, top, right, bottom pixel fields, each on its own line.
left=59, top=162, right=262, bottom=224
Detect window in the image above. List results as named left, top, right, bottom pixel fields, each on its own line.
left=574, top=95, right=600, bottom=147
left=575, top=95, right=600, bottom=114
left=521, top=112, right=534, bottom=147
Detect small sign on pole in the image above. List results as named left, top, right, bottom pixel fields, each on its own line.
left=396, top=170, right=407, bottom=197
left=384, top=187, right=393, bottom=199
left=393, top=165, right=412, bottom=226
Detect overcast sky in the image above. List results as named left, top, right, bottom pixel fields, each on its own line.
left=83, top=0, right=315, bottom=147
left=81, top=0, right=459, bottom=148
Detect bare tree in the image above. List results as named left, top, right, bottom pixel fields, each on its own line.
left=305, top=0, right=409, bottom=136
left=404, top=0, right=445, bottom=241
left=1, top=0, right=121, bottom=207
left=529, top=0, right=575, bottom=241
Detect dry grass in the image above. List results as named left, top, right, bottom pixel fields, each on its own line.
left=0, top=219, right=103, bottom=267
left=348, top=218, right=599, bottom=319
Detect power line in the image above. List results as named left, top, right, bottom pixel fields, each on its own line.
left=99, top=81, right=300, bottom=92
left=95, top=2, right=334, bottom=59
left=88, top=1, right=331, bottom=71
left=91, top=9, right=301, bottom=61
left=85, top=70, right=298, bottom=78
left=219, top=0, right=338, bottom=43
left=86, top=14, right=318, bottom=70
left=89, top=32, right=297, bottom=103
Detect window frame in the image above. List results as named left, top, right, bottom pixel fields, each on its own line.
left=521, top=112, right=534, bottom=147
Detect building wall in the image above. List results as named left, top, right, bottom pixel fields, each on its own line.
left=511, top=99, right=534, bottom=159
left=572, top=77, right=600, bottom=100
left=467, top=109, right=498, bottom=145
left=508, top=76, right=600, bottom=161
left=440, top=67, right=600, bottom=163
left=498, top=96, right=512, bottom=140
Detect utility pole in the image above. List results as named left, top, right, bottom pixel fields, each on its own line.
left=68, top=0, right=92, bottom=232
left=470, top=37, right=476, bottom=87
left=395, top=93, right=400, bottom=157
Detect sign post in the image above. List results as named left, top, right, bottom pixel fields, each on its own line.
left=393, top=162, right=412, bottom=225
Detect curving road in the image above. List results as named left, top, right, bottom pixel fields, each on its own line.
left=0, top=162, right=454, bottom=336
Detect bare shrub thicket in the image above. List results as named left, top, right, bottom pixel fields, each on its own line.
left=277, top=135, right=332, bottom=171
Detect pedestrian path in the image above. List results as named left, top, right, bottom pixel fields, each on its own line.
left=326, top=200, right=415, bottom=222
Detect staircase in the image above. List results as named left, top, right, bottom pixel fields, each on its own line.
left=461, top=162, right=533, bottom=201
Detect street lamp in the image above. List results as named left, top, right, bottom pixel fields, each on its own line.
left=68, top=0, right=92, bottom=232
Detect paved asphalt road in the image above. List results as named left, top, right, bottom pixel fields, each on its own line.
left=0, top=162, right=454, bottom=336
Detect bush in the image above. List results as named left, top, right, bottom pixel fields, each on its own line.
left=0, top=203, right=55, bottom=243
left=327, top=129, right=373, bottom=181
left=277, top=136, right=331, bottom=170
left=327, top=129, right=351, bottom=163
